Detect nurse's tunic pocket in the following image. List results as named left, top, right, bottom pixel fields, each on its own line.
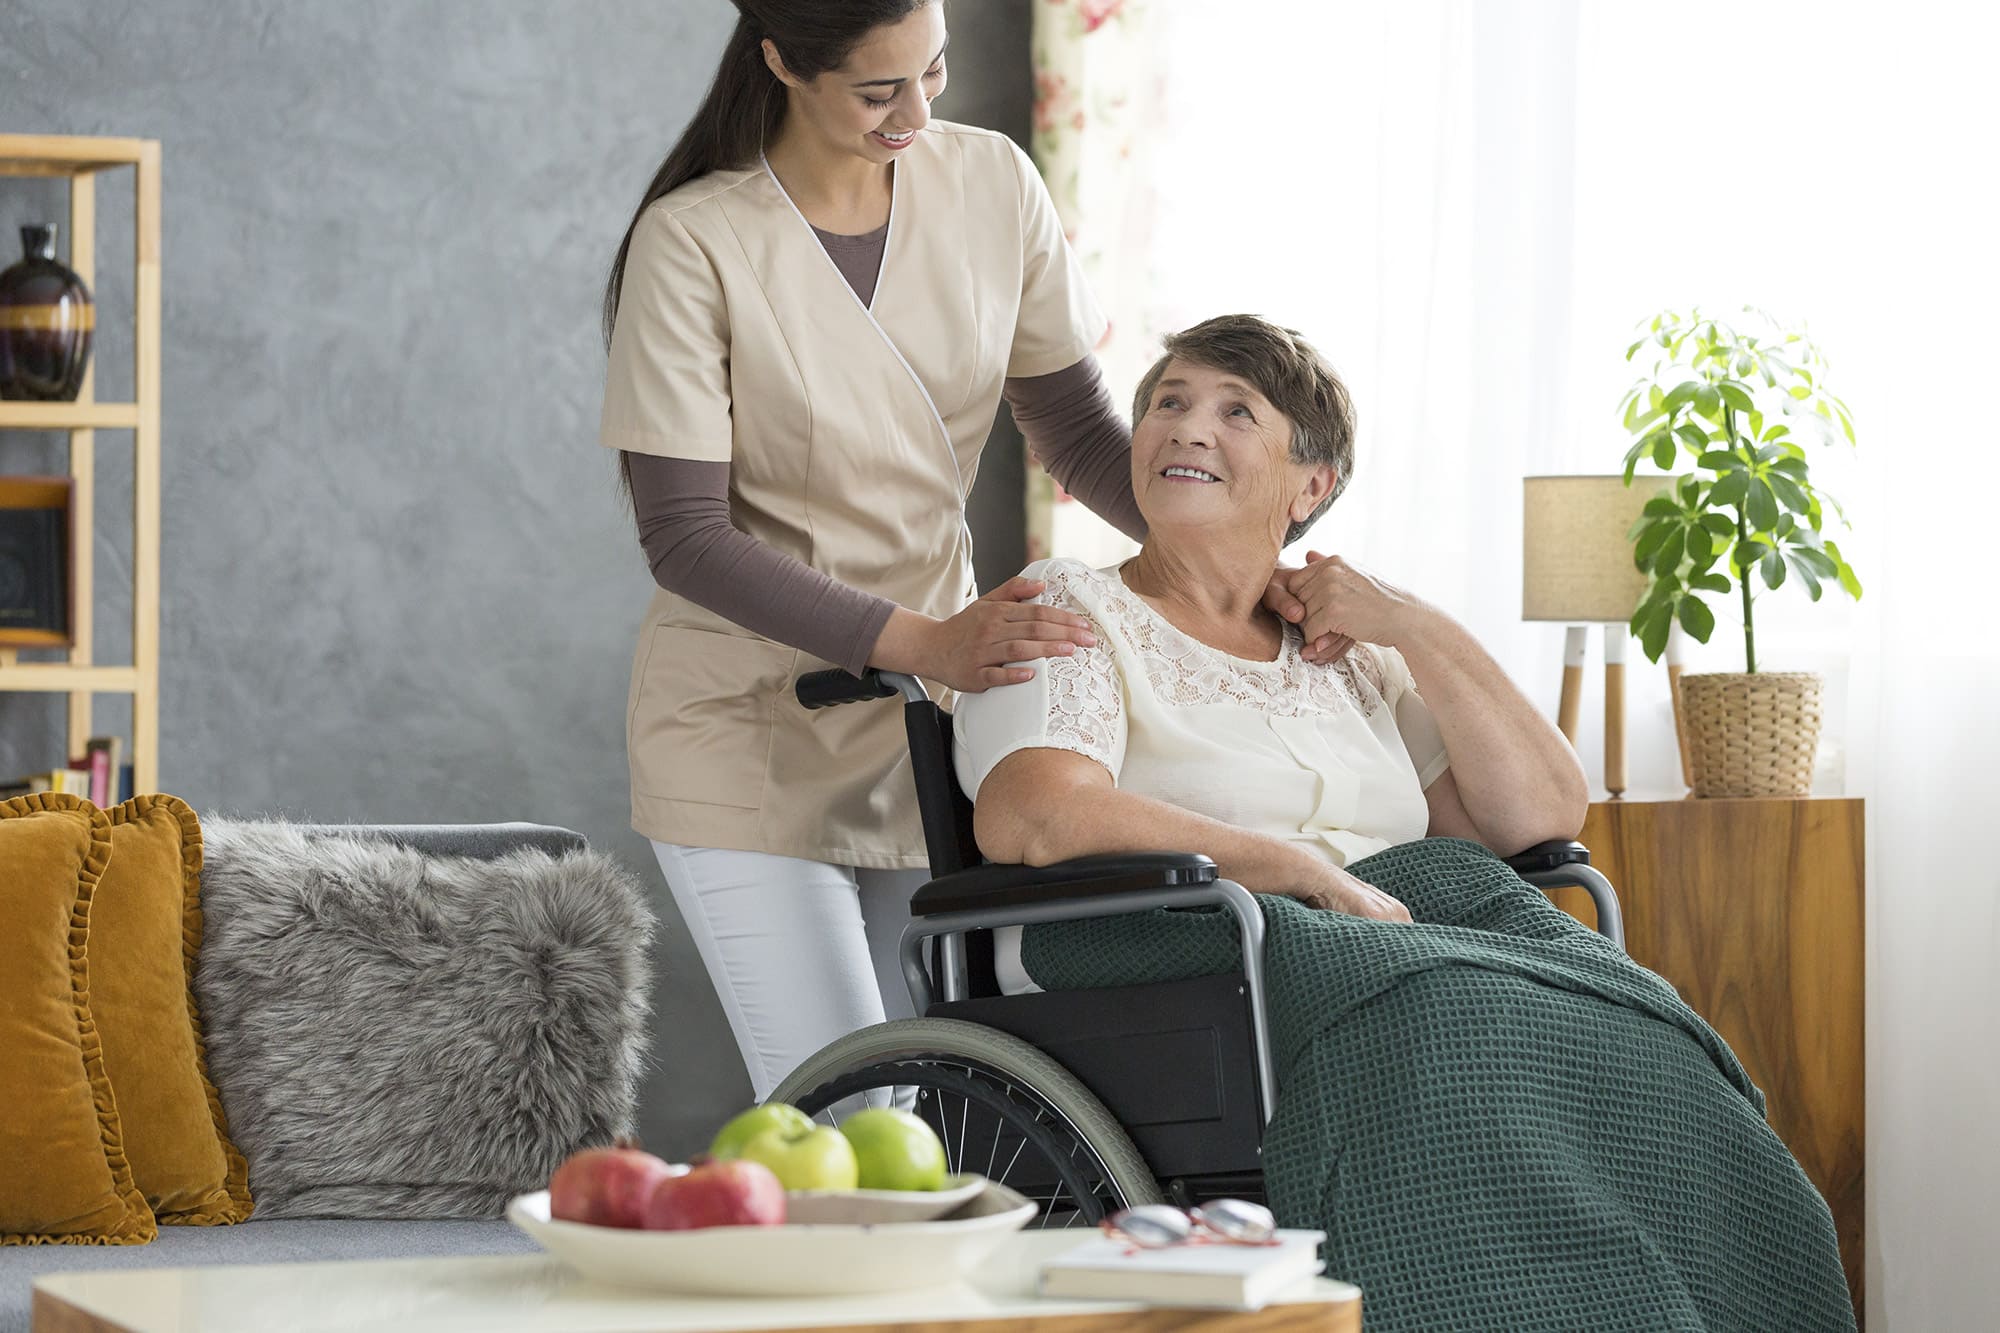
left=630, top=626, right=794, bottom=810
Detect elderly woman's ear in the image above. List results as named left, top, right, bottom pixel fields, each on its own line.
left=1288, top=464, right=1339, bottom=532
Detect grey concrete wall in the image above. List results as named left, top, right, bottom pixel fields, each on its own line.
left=0, top=0, right=1032, bottom=1155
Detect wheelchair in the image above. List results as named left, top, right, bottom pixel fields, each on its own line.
left=769, top=666, right=1626, bottom=1228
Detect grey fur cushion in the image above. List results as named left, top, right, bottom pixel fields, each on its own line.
left=192, top=820, right=653, bottom=1220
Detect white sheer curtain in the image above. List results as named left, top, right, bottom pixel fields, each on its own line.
left=1105, top=2, right=1997, bottom=1327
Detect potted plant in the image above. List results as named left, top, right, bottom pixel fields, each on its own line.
left=1616, top=306, right=1863, bottom=797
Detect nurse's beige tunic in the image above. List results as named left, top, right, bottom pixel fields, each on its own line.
left=600, top=121, right=1105, bottom=868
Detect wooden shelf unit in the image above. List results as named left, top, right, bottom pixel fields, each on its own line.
left=0, top=132, right=160, bottom=794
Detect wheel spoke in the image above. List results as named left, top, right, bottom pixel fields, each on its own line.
left=984, top=1105, right=1002, bottom=1180
left=1038, top=1177, right=1067, bottom=1229
left=994, top=1130, right=1029, bottom=1186
left=956, top=1091, right=970, bottom=1176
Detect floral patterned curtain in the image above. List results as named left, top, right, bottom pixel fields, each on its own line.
left=1025, top=0, right=1162, bottom=566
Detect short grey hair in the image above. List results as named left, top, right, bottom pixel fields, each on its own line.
left=1131, top=314, right=1356, bottom=546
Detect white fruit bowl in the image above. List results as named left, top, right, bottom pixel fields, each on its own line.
left=783, top=1171, right=986, bottom=1224
left=506, top=1177, right=1036, bottom=1297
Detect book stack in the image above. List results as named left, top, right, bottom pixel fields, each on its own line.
left=0, top=734, right=132, bottom=804
left=1038, top=1228, right=1337, bottom=1311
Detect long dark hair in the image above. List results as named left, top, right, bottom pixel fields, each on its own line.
left=602, top=0, right=932, bottom=350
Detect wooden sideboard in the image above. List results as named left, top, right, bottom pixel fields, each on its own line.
left=1548, top=795, right=1865, bottom=1323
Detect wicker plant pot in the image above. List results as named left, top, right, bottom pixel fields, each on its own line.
left=1677, top=671, right=1823, bottom=797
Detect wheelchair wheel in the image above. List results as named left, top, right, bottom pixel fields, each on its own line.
left=768, top=1017, right=1163, bottom=1227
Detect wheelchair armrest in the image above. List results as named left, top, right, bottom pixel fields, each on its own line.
left=911, top=852, right=1219, bottom=917
left=1503, top=839, right=1591, bottom=875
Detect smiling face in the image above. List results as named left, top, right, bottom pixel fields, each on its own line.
left=1132, top=359, right=1338, bottom=551
left=764, top=4, right=949, bottom=167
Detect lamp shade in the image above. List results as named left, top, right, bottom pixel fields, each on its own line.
left=1522, top=474, right=1675, bottom=623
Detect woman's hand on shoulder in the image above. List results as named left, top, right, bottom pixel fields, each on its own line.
left=1284, top=551, right=1439, bottom=664
left=874, top=576, right=1101, bottom=693
left=1287, top=862, right=1413, bottom=923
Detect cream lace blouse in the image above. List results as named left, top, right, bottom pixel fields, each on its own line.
left=951, top=557, right=1452, bottom=993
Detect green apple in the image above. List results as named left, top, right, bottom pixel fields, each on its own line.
left=737, top=1123, right=860, bottom=1191
left=708, top=1103, right=814, bottom=1162
left=839, top=1107, right=948, bottom=1192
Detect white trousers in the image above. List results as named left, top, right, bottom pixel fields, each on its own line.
left=651, top=842, right=927, bottom=1103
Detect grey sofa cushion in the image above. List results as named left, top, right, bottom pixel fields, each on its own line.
left=0, top=1218, right=536, bottom=1333
left=192, top=819, right=654, bottom=1221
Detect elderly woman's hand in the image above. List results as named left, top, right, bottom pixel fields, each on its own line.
left=1286, top=551, right=1438, bottom=665
left=1289, top=863, right=1413, bottom=923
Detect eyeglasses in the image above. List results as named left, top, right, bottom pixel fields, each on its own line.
left=1101, top=1199, right=1280, bottom=1249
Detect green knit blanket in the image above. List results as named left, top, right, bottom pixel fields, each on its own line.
left=1020, top=837, right=1854, bottom=1332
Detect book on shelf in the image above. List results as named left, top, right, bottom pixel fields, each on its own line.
left=85, top=735, right=121, bottom=806
left=0, top=736, right=129, bottom=805
left=1, top=767, right=92, bottom=799
left=1037, top=1228, right=1337, bottom=1311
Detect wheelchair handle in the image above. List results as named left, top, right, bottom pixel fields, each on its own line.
left=796, top=667, right=929, bottom=710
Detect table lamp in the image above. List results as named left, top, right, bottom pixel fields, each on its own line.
left=1522, top=475, right=1679, bottom=797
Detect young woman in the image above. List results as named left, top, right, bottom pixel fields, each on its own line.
left=598, top=0, right=1206, bottom=1101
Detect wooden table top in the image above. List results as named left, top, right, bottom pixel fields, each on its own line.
left=32, top=1231, right=1361, bottom=1333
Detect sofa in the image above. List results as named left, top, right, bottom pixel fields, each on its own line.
left=1, top=821, right=650, bottom=1333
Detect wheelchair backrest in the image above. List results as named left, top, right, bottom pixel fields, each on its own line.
left=903, top=700, right=981, bottom=879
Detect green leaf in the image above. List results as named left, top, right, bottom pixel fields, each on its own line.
left=1693, top=572, right=1733, bottom=594
left=1637, top=601, right=1673, bottom=663
left=1652, top=433, right=1676, bottom=469
left=1698, top=449, right=1744, bottom=471
left=1626, top=338, right=1647, bottom=360
left=1761, top=549, right=1786, bottom=589
left=1711, top=471, right=1751, bottom=507
left=1789, top=385, right=1813, bottom=400
left=1762, top=422, right=1791, bottom=442
left=1769, top=456, right=1808, bottom=479
left=1755, top=443, right=1786, bottom=464
left=1701, top=512, right=1737, bottom=536
left=1663, top=381, right=1701, bottom=411
left=1643, top=496, right=1682, bottom=519
left=1658, top=526, right=1687, bottom=572
left=1635, top=521, right=1673, bottom=566
left=1694, top=384, right=1723, bottom=418
left=1768, top=474, right=1812, bottom=513
left=1837, top=563, right=1864, bottom=599
left=1786, top=552, right=1825, bottom=601
left=1735, top=537, right=1771, bottom=571
left=1748, top=409, right=1766, bottom=437
left=1792, top=546, right=1839, bottom=578
left=1687, top=524, right=1714, bottom=563
left=1676, top=423, right=1710, bottom=451
left=1678, top=595, right=1716, bottom=643
left=1776, top=512, right=1797, bottom=539
left=1746, top=477, right=1780, bottom=530
left=1718, top=381, right=1755, bottom=413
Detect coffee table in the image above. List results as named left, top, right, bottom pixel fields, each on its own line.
left=32, top=1231, right=1362, bottom=1332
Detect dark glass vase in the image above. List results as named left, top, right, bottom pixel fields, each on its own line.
left=0, top=224, right=95, bottom=402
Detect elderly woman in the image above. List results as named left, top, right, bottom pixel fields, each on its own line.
left=952, top=315, right=1855, bottom=1333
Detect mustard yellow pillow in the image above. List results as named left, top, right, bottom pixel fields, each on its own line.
left=0, top=793, right=154, bottom=1245
left=94, top=795, right=253, bottom=1224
